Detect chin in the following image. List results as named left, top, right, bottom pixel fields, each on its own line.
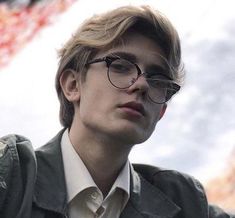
left=104, top=120, right=155, bottom=145
left=114, top=128, right=152, bottom=145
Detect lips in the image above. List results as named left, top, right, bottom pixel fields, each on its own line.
left=119, top=101, right=146, bottom=116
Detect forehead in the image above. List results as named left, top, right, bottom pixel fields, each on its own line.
left=97, top=32, right=166, bottom=66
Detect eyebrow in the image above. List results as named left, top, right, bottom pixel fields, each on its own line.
left=108, top=52, right=137, bottom=63
left=107, top=51, right=171, bottom=78
left=108, top=51, right=166, bottom=69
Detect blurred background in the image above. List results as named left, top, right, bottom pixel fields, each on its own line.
left=0, top=0, right=234, bottom=212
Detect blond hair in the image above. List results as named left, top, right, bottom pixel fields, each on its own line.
left=55, top=5, right=184, bottom=127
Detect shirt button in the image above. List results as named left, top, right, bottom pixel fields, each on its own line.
left=91, top=191, right=99, bottom=200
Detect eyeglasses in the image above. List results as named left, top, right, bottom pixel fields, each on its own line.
left=86, top=56, right=180, bottom=104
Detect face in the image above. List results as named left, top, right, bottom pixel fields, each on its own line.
left=72, top=33, right=167, bottom=146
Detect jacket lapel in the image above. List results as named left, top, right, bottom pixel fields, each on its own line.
left=120, top=165, right=181, bottom=218
left=33, top=129, right=181, bottom=218
left=33, top=130, right=68, bottom=215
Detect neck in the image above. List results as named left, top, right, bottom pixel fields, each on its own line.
left=69, top=122, right=132, bottom=196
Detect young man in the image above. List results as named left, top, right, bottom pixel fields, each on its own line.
left=0, top=5, right=233, bottom=218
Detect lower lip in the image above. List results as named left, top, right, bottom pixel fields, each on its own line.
left=119, top=107, right=143, bottom=118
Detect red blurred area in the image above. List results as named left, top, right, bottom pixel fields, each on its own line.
left=206, top=150, right=235, bottom=213
left=0, top=0, right=76, bottom=68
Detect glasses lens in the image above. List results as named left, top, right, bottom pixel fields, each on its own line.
left=108, top=59, right=138, bottom=89
left=107, top=57, right=179, bottom=104
left=147, top=79, right=178, bottom=104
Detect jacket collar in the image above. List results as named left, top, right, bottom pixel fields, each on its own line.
left=33, top=129, right=68, bottom=215
left=33, top=130, right=180, bottom=217
left=120, top=165, right=180, bottom=218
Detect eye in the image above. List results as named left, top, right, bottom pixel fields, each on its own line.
left=146, top=66, right=171, bottom=80
left=109, top=59, right=135, bottom=74
left=147, top=73, right=170, bottom=81
left=147, top=78, right=174, bottom=89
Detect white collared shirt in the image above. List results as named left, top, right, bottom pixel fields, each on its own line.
left=61, top=129, right=130, bottom=218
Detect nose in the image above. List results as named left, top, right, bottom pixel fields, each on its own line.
left=126, top=74, right=149, bottom=96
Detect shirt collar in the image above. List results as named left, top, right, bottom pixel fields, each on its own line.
left=110, top=160, right=130, bottom=196
left=33, top=129, right=180, bottom=217
left=107, top=160, right=130, bottom=209
left=61, top=129, right=130, bottom=203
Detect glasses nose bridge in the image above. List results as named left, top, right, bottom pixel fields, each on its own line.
left=131, top=64, right=149, bottom=89
left=134, top=63, right=149, bottom=84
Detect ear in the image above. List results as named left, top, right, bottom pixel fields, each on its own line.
left=159, top=103, right=167, bottom=120
left=59, top=69, right=80, bottom=102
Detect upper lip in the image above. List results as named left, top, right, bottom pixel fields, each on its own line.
left=119, top=101, right=146, bottom=116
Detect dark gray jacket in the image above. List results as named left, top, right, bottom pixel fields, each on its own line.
left=0, top=131, right=234, bottom=218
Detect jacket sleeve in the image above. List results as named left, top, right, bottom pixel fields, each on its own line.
left=0, top=135, right=37, bottom=218
left=209, top=204, right=235, bottom=218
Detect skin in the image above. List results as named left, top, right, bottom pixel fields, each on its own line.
left=60, top=32, right=167, bottom=196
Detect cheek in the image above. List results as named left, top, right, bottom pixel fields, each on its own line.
left=79, top=85, right=114, bottom=119
left=80, top=90, right=99, bottom=114
left=147, top=107, right=164, bottom=129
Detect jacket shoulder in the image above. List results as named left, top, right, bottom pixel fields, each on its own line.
left=0, top=134, right=37, bottom=218
left=133, top=164, right=235, bottom=218
left=133, top=163, right=205, bottom=193
left=133, top=163, right=208, bottom=217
